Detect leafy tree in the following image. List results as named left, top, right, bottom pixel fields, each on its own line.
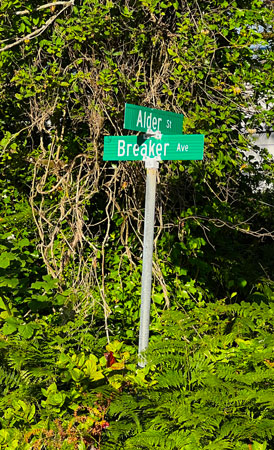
left=0, top=1, right=273, bottom=314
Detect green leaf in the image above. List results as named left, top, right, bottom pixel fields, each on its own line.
left=17, top=238, right=30, bottom=249
left=0, top=297, right=7, bottom=310
left=0, top=252, right=17, bottom=268
left=70, top=368, right=83, bottom=382
left=84, top=356, right=97, bottom=377
left=2, top=321, right=17, bottom=335
left=28, top=404, right=36, bottom=421
left=0, top=277, right=19, bottom=288
left=252, top=442, right=267, bottom=450
left=17, top=400, right=28, bottom=412
left=18, top=323, right=35, bottom=339
left=48, top=392, right=66, bottom=406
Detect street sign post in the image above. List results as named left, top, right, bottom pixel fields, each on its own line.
left=138, top=157, right=158, bottom=368
left=124, top=103, right=184, bottom=135
left=103, top=104, right=204, bottom=367
left=103, top=134, right=204, bottom=161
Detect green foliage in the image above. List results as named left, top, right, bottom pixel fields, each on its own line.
left=0, top=309, right=139, bottom=449
left=106, top=300, right=274, bottom=449
left=0, top=230, right=68, bottom=321
left=0, top=0, right=274, bottom=448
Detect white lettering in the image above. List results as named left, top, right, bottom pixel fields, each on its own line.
left=136, top=110, right=143, bottom=127
left=147, top=113, right=152, bottom=130
left=149, top=140, right=155, bottom=156
left=176, top=143, right=188, bottom=152
left=140, top=143, right=148, bottom=157
left=164, top=143, right=169, bottom=156
left=136, top=111, right=163, bottom=132
left=156, top=143, right=162, bottom=156
left=133, top=144, right=139, bottom=156
left=118, top=140, right=125, bottom=156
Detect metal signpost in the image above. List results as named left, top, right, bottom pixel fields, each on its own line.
left=103, top=104, right=204, bottom=367
left=138, top=155, right=158, bottom=367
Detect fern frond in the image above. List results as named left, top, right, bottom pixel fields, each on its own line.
left=0, top=366, right=22, bottom=392
left=124, top=430, right=167, bottom=449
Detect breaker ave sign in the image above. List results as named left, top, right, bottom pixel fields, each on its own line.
left=103, top=134, right=204, bottom=161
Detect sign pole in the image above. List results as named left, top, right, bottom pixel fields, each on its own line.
left=103, top=103, right=204, bottom=367
left=138, top=154, right=159, bottom=367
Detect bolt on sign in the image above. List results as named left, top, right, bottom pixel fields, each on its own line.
left=124, top=103, right=184, bottom=135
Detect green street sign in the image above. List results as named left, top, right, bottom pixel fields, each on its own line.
left=124, top=103, right=184, bottom=135
left=103, top=134, right=204, bottom=161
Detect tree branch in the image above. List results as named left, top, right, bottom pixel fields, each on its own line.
left=0, top=1, right=74, bottom=53
left=15, top=1, right=74, bottom=15
left=182, top=215, right=274, bottom=239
